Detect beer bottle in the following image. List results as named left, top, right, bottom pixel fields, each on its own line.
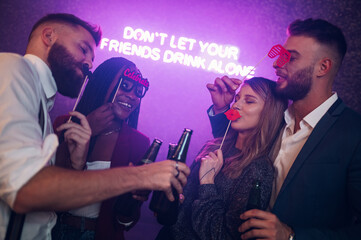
left=114, top=138, right=163, bottom=223
left=149, top=128, right=193, bottom=225
left=246, top=180, right=261, bottom=210
left=244, top=180, right=261, bottom=240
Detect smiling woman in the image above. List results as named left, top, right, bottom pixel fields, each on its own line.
left=52, top=57, right=151, bottom=240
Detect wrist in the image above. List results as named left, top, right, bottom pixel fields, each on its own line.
left=71, top=162, right=86, bottom=170
left=199, top=178, right=214, bottom=185
left=199, top=172, right=215, bottom=185
left=213, top=105, right=229, bottom=115
left=70, top=157, right=86, bottom=170
left=134, top=165, right=150, bottom=190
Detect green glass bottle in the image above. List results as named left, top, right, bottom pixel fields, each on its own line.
left=114, top=138, right=162, bottom=223
left=149, top=129, right=193, bottom=225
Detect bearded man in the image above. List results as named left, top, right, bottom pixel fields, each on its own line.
left=208, top=19, right=361, bottom=240
left=0, top=13, right=190, bottom=240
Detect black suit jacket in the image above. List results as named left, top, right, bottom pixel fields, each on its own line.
left=208, top=99, right=361, bottom=239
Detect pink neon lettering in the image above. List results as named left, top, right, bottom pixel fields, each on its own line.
left=124, top=68, right=149, bottom=88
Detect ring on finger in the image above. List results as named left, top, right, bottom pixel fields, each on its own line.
left=175, top=169, right=180, bottom=178
left=175, top=161, right=179, bottom=170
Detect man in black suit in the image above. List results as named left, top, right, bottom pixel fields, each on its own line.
left=207, top=19, right=361, bottom=239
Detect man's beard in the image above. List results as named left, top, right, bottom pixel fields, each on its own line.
left=276, top=65, right=313, bottom=101
left=48, top=42, right=84, bottom=98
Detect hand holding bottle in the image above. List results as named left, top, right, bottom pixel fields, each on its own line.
left=139, top=160, right=190, bottom=201
left=115, top=139, right=164, bottom=221
left=131, top=190, right=150, bottom=202
left=149, top=129, right=193, bottom=225
left=199, top=149, right=224, bottom=184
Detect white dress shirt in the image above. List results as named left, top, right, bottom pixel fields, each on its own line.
left=270, top=93, right=338, bottom=208
left=0, top=53, right=59, bottom=240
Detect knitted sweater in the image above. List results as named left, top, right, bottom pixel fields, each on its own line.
left=157, top=149, right=274, bottom=240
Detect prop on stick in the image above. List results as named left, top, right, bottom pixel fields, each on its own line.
left=67, top=65, right=92, bottom=123
left=241, top=44, right=291, bottom=81
left=111, top=78, right=123, bottom=103
left=218, top=45, right=289, bottom=149
left=219, top=109, right=241, bottom=150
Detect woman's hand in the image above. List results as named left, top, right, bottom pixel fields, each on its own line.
left=199, top=149, right=224, bottom=184
left=87, top=103, right=115, bottom=136
left=206, top=76, right=242, bottom=114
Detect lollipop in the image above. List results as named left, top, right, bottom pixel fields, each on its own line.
left=219, top=109, right=241, bottom=150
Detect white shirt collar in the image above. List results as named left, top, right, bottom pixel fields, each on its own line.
left=24, top=54, right=57, bottom=110
left=284, top=93, right=338, bottom=129
left=303, top=93, right=338, bottom=128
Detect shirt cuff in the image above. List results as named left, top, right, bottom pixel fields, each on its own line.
left=207, top=105, right=229, bottom=117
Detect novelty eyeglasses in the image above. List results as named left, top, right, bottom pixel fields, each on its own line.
left=117, top=77, right=149, bottom=98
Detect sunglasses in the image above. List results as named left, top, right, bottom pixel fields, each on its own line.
left=117, top=77, right=149, bottom=98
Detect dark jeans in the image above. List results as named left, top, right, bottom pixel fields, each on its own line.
left=51, top=213, right=96, bottom=240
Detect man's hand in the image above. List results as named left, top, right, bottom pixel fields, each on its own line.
left=132, top=190, right=151, bottom=202
left=199, top=149, right=223, bottom=184
left=138, top=160, right=190, bottom=202
left=56, top=111, right=91, bottom=170
left=206, top=76, right=242, bottom=115
left=239, top=209, right=293, bottom=240
left=87, top=103, right=115, bottom=136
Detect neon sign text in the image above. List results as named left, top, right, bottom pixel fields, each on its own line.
left=100, top=26, right=255, bottom=78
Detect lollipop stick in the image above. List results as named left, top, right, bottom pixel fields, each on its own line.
left=111, top=78, right=123, bottom=103
left=67, top=75, right=89, bottom=123
left=219, top=120, right=232, bottom=150
left=241, top=53, right=268, bottom=81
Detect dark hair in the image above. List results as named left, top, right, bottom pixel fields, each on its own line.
left=287, top=18, right=347, bottom=63
left=197, top=77, right=287, bottom=179
left=29, top=13, right=102, bottom=46
left=76, top=57, right=143, bottom=129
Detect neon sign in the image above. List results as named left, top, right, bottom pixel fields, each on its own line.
left=100, top=26, right=255, bottom=78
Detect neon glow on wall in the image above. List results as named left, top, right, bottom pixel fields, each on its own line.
left=100, top=26, right=256, bottom=78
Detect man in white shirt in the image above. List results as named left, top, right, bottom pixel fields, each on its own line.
left=208, top=18, right=361, bottom=239
left=0, top=13, right=190, bottom=240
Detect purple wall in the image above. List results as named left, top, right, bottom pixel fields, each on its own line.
left=1, top=0, right=361, bottom=239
